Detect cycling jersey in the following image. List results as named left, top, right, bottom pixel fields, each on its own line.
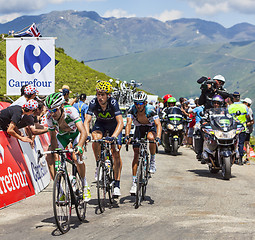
left=86, top=97, right=121, bottom=123
left=46, top=105, right=82, bottom=135
left=127, top=104, right=159, bottom=127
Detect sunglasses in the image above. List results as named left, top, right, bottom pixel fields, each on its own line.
left=48, top=108, right=58, bottom=113
left=213, top=102, right=221, bottom=105
left=134, top=102, right=145, bottom=106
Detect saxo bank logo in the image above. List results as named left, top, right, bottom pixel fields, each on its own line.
left=9, top=44, right=51, bottom=74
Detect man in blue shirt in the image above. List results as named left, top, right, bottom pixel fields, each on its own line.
left=73, top=94, right=88, bottom=123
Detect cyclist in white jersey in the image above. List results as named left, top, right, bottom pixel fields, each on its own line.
left=45, top=92, right=91, bottom=201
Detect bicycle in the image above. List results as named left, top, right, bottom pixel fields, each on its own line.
left=38, top=148, right=87, bottom=234
left=126, top=138, right=156, bottom=209
left=92, top=138, right=118, bottom=213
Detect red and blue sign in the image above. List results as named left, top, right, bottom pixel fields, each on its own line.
left=6, top=38, right=55, bottom=95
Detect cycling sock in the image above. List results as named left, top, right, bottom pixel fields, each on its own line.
left=114, top=180, right=120, bottom=188
left=151, top=154, right=156, bottom=162
left=82, top=177, right=87, bottom=187
left=132, top=176, right=137, bottom=184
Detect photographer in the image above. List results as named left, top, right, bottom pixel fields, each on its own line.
left=198, top=75, right=230, bottom=110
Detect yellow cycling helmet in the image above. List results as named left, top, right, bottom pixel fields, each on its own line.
left=96, top=81, right=113, bottom=94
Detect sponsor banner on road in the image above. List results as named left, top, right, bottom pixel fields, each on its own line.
left=18, top=130, right=50, bottom=194
left=0, top=131, right=35, bottom=209
left=6, top=37, right=55, bottom=95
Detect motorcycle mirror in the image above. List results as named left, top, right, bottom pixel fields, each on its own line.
left=200, top=111, right=205, bottom=117
left=236, top=110, right=241, bottom=116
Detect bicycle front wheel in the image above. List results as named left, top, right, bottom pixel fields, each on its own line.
left=74, top=170, right=87, bottom=221
left=97, top=163, right=106, bottom=213
left=135, top=158, right=143, bottom=209
left=53, top=171, right=71, bottom=234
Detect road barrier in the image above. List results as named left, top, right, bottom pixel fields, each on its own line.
left=0, top=102, right=51, bottom=209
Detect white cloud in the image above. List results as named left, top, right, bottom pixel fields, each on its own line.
left=103, top=9, right=136, bottom=18
left=0, top=13, right=21, bottom=23
left=153, top=10, right=183, bottom=22
left=186, top=0, right=255, bottom=15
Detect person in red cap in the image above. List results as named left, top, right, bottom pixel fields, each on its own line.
left=0, top=99, right=39, bottom=143
left=162, top=94, right=172, bottom=108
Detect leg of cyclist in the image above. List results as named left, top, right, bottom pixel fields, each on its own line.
left=148, top=131, right=157, bottom=173
left=92, top=130, right=103, bottom=180
left=112, top=133, right=123, bottom=197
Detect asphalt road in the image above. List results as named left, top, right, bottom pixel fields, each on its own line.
left=1, top=146, right=255, bottom=240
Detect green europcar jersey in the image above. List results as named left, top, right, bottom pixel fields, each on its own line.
left=46, top=105, right=82, bottom=135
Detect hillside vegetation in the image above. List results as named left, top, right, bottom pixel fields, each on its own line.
left=87, top=41, right=255, bottom=101
left=0, top=40, right=113, bottom=101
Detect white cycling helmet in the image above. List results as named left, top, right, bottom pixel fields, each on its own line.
left=213, top=75, right=225, bottom=83
left=133, top=91, right=147, bottom=103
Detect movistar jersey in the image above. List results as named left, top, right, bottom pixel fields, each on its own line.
left=46, top=105, right=82, bottom=135
left=127, top=104, right=159, bottom=127
left=86, top=97, right=121, bottom=122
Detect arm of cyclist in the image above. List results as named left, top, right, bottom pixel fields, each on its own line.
left=84, top=113, right=92, bottom=142
left=154, top=118, right=162, bottom=144
left=124, top=116, right=132, bottom=144
left=28, top=123, right=49, bottom=135
left=75, top=120, right=87, bottom=155
left=111, top=114, right=124, bottom=139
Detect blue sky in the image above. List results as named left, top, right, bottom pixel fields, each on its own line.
left=0, top=0, right=255, bottom=27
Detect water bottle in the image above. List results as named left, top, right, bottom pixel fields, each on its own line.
left=69, top=175, right=77, bottom=191
left=105, top=159, right=111, bottom=173
left=55, top=160, right=61, bottom=171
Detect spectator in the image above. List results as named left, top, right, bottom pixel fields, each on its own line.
left=59, top=84, right=76, bottom=105
left=0, top=100, right=38, bottom=143
left=243, top=98, right=254, bottom=165
left=73, top=94, right=88, bottom=123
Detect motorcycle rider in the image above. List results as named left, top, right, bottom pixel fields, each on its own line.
left=162, top=94, right=172, bottom=108
left=125, top=91, right=162, bottom=195
left=198, top=75, right=230, bottom=110
left=200, top=94, right=225, bottom=163
left=228, top=92, right=249, bottom=165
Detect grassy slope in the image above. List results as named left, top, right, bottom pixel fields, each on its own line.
left=86, top=42, right=255, bottom=101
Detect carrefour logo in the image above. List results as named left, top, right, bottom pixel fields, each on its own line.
left=9, top=44, right=51, bottom=74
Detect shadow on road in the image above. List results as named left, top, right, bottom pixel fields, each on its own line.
left=188, top=169, right=236, bottom=180
left=119, top=195, right=155, bottom=207
left=157, top=149, right=183, bottom=156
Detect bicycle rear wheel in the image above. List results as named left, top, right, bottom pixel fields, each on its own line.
left=53, top=171, right=71, bottom=234
left=135, top=157, right=143, bottom=209
left=74, top=170, right=87, bottom=221
left=97, top=163, right=106, bottom=213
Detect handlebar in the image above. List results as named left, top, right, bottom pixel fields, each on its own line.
left=37, top=148, right=75, bottom=159
left=90, top=137, right=119, bottom=152
left=125, top=138, right=158, bottom=151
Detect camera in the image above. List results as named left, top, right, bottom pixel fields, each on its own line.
left=197, top=76, right=216, bottom=92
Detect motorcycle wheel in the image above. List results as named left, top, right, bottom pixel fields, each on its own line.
left=172, top=141, right=178, bottom=156
left=222, top=157, right=231, bottom=180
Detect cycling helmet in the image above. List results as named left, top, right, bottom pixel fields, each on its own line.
left=44, top=92, right=65, bottom=110
left=133, top=91, right=147, bottom=103
left=96, top=81, right=113, bottom=94
left=163, top=94, right=172, bottom=103
left=167, top=97, right=176, bottom=103
left=213, top=75, right=225, bottom=83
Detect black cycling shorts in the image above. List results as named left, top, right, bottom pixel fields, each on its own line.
left=133, top=125, right=156, bottom=148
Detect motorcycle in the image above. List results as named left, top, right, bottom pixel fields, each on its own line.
left=200, top=108, right=244, bottom=180
left=161, top=106, right=186, bottom=155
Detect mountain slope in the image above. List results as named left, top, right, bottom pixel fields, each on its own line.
left=1, top=10, right=255, bottom=62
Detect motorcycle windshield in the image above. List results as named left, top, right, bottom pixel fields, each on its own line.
left=166, top=107, right=183, bottom=125
left=208, top=108, right=234, bottom=130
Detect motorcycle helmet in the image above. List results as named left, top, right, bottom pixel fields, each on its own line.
left=213, top=75, right=225, bottom=86
left=212, top=95, right=224, bottom=107
left=133, top=91, right=147, bottom=103
left=167, top=97, right=176, bottom=103
left=163, top=94, right=172, bottom=103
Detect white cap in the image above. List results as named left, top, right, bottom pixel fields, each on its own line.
left=213, top=75, right=225, bottom=83
left=243, top=97, right=252, bottom=105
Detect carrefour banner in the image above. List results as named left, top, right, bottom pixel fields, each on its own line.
left=6, top=37, right=55, bottom=95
